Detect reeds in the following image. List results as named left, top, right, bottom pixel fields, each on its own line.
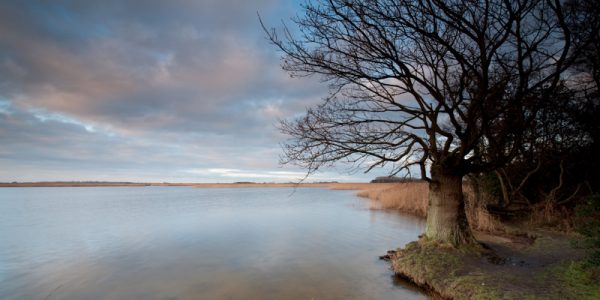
left=190, top=180, right=506, bottom=232
left=462, top=185, right=503, bottom=232
left=354, top=182, right=429, bottom=217
left=528, top=200, right=574, bottom=231
left=353, top=181, right=502, bottom=232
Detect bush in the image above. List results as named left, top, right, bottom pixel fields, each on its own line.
left=574, top=194, right=600, bottom=266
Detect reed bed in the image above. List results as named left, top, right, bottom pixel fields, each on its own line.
left=194, top=181, right=506, bottom=232
left=353, top=182, right=429, bottom=217
left=350, top=181, right=502, bottom=232
left=528, top=201, right=574, bottom=231
left=461, top=185, right=502, bottom=232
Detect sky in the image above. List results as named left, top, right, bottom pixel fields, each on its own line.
left=0, top=0, right=388, bottom=183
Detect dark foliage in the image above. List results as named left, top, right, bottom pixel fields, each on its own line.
left=574, top=194, right=600, bottom=266
left=263, top=0, right=600, bottom=242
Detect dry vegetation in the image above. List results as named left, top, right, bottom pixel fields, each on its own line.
left=349, top=181, right=502, bottom=232
left=353, top=182, right=429, bottom=217
left=527, top=201, right=575, bottom=232
left=462, top=185, right=504, bottom=233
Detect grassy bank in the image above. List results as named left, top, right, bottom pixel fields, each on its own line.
left=391, top=232, right=600, bottom=299
left=356, top=182, right=600, bottom=299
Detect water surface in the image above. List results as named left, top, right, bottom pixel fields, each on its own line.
left=0, top=187, right=425, bottom=299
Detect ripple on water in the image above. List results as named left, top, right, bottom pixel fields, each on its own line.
left=0, top=186, right=426, bottom=299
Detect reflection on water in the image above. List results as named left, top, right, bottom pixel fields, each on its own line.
left=0, top=187, right=426, bottom=299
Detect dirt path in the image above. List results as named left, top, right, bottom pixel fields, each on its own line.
left=473, top=231, right=589, bottom=297
left=476, top=230, right=587, bottom=266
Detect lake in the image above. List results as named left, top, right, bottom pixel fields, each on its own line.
left=0, top=187, right=426, bottom=299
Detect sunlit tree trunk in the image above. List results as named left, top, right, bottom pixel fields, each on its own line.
left=425, top=165, right=474, bottom=245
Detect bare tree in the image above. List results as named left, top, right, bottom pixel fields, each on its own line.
left=263, top=0, right=598, bottom=245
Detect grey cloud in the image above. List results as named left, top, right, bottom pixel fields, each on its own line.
left=1, top=0, right=325, bottom=133
left=0, top=1, right=371, bottom=182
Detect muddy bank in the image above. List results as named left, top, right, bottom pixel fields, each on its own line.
left=389, top=231, right=600, bottom=299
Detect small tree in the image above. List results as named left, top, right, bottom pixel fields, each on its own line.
left=264, top=0, right=598, bottom=245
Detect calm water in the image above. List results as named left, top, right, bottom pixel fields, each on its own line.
left=0, top=187, right=426, bottom=299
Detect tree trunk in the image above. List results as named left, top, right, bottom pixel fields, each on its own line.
left=425, top=166, right=475, bottom=245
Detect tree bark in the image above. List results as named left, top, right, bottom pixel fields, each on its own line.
left=425, top=166, right=475, bottom=245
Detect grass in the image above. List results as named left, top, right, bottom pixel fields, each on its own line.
left=392, top=239, right=490, bottom=299
left=368, top=183, right=600, bottom=299
left=559, top=261, right=600, bottom=299
left=353, top=181, right=503, bottom=232
left=354, top=182, right=429, bottom=217
left=392, top=233, right=600, bottom=299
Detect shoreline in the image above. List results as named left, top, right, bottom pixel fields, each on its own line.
left=388, top=230, right=599, bottom=299
left=0, top=182, right=155, bottom=187
left=5, top=181, right=594, bottom=298
left=0, top=182, right=367, bottom=188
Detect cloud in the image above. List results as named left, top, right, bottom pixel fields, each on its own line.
left=0, top=1, right=382, bottom=182
left=185, top=168, right=356, bottom=182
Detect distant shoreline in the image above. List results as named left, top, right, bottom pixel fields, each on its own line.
left=0, top=182, right=372, bottom=188
left=0, top=182, right=170, bottom=187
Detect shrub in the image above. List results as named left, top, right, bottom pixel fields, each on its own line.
left=574, top=194, right=600, bottom=266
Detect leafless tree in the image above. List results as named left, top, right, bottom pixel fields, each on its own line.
left=263, top=0, right=599, bottom=245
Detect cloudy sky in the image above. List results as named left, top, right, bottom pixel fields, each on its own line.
left=0, top=0, right=388, bottom=183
